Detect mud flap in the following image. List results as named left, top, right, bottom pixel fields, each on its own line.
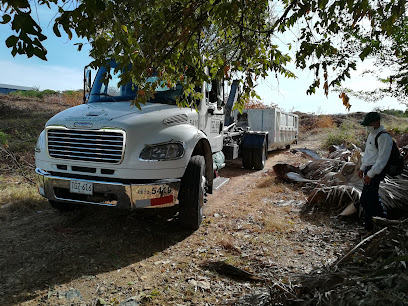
left=241, top=132, right=268, bottom=170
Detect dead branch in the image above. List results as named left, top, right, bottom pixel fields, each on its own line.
left=373, top=217, right=404, bottom=226
left=0, top=146, right=35, bottom=185
left=334, top=227, right=388, bottom=267
left=270, top=281, right=298, bottom=300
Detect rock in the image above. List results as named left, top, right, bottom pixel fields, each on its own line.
left=58, top=288, right=82, bottom=300
left=120, top=296, right=139, bottom=306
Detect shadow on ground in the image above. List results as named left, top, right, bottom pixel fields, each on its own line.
left=221, top=150, right=286, bottom=178
left=0, top=205, right=191, bottom=305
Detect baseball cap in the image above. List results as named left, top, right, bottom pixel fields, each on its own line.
left=360, top=112, right=381, bottom=126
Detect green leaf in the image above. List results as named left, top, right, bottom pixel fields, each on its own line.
left=1, top=14, right=11, bottom=24
left=5, top=35, right=18, bottom=48
left=359, top=46, right=372, bottom=60
left=33, top=47, right=47, bottom=61
left=75, top=42, right=83, bottom=51
left=53, top=23, right=61, bottom=37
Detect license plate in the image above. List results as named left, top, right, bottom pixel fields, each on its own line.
left=70, top=180, right=93, bottom=195
left=135, top=185, right=173, bottom=197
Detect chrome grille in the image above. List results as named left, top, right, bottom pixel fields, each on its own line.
left=47, top=128, right=125, bottom=164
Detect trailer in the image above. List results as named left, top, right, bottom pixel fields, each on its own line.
left=233, top=108, right=298, bottom=151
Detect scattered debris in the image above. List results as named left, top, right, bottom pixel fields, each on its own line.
left=273, top=143, right=408, bottom=305
left=292, top=220, right=408, bottom=305
left=201, top=261, right=266, bottom=283
left=277, top=144, right=408, bottom=216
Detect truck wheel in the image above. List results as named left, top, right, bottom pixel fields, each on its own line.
left=49, top=200, right=78, bottom=212
left=179, top=156, right=205, bottom=230
left=241, top=148, right=253, bottom=169
left=252, top=140, right=267, bottom=170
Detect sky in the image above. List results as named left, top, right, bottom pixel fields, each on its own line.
left=0, top=4, right=405, bottom=114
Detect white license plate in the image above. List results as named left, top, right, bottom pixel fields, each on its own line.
left=70, top=180, right=93, bottom=195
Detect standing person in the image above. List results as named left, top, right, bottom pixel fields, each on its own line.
left=358, top=112, right=393, bottom=232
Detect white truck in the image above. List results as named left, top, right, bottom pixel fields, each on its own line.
left=35, top=61, right=296, bottom=229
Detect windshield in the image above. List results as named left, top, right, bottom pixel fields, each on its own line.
left=88, top=61, right=183, bottom=105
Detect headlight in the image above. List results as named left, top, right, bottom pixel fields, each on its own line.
left=140, top=142, right=184, bottom=161
left=35, top=130, right=45, bottom=153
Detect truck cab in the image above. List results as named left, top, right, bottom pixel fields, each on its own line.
left=35, top=61, right=230, bottom=229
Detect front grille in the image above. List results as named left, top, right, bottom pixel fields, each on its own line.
left=47, top=128, right=125, bottom=164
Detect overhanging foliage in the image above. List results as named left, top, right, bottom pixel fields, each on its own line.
left=1, top=0, right=407, bottom=109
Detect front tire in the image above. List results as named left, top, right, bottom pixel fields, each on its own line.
left=179, top=156, right=205, bottom=230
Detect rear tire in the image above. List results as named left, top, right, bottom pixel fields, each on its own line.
left=241, top=148, right=253, bottom=169
left=252, top=140, right=267, bottom=170
left=49, top=200, right=79, bottom=212
left=179, top=156, right=205, bottom=230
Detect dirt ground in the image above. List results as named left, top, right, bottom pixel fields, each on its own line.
left=0, top=130, right=363, bottom=305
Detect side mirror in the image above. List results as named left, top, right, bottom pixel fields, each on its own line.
left=83, top=67, right=92, bottom=103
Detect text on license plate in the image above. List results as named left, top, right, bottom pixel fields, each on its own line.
left=70, top=180, right=93, bottom=195
left=136, top=185, right=172, bottom=197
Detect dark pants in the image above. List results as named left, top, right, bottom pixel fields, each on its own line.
left=360, top=166, right=386, bottom=230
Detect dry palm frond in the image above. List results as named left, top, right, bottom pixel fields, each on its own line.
left=291, top=148, right=322, bottom=159
left=302, top=159, right=344, bottom=180
left=308, top=183, right=362, bottom=214
left=308, top=159, right=408, bottom=213
left=379, top=171, right=408, bottom=210
left=286, top=172, right=317, bottom=183
left=285, top=147, right=408, bottom=214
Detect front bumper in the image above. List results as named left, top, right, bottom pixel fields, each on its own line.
left=35, top=168, right=180, bottom=209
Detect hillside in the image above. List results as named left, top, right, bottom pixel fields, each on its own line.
left=0, top=94, right=407, bottom=305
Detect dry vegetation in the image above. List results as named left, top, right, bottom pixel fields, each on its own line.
left=0, top=94, right=408, bottom=305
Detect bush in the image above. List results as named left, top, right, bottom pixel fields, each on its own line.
left=373, top=108, right=408, bottom=118
left=323, top=121, right=366, bottom=149
left=8, top=89, right=83, bottom=106
left=386, top=124, right=408, bottom=135
left=62, top=90, right=83, bottom=106
left=315, top=115, right=335, bottom=128
left=9, top=88, right=58, bottom=99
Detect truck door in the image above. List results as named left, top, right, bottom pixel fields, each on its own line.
left=202, top=80, right=224, bottom=153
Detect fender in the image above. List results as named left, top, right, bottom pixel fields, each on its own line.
left=191, top=133, right=214, bottom=194
left=170, top=125, right=213, bottom=194
left=145, top=123, right=213, bottom=192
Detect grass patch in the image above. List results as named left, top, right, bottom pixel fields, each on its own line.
left=0, top=176, right=48, bottom=220
left=256, top=177, right=285, bottom=191
left=9, top=88, right=58, bottom=99
left=386, top=123, right=408, bottom=135
left=322, top=120, right=366, bottom=149
left=0, top=131, right=8, bottom=145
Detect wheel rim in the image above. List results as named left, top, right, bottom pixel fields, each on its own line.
left=262, top=145, right=266, bottom=166
left=199, top=175, right=206, bottom=208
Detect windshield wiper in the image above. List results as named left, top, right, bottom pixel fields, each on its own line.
left=91, top=93, right=118, bottom=102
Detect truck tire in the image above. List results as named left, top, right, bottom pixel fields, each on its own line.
left=241, top=148, right=253, bottom=169
left=252, top=140, right=267, bottom=170
left=49, top=200, right=78, bottom=212
left=179, top=156, right=205, bottom=230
